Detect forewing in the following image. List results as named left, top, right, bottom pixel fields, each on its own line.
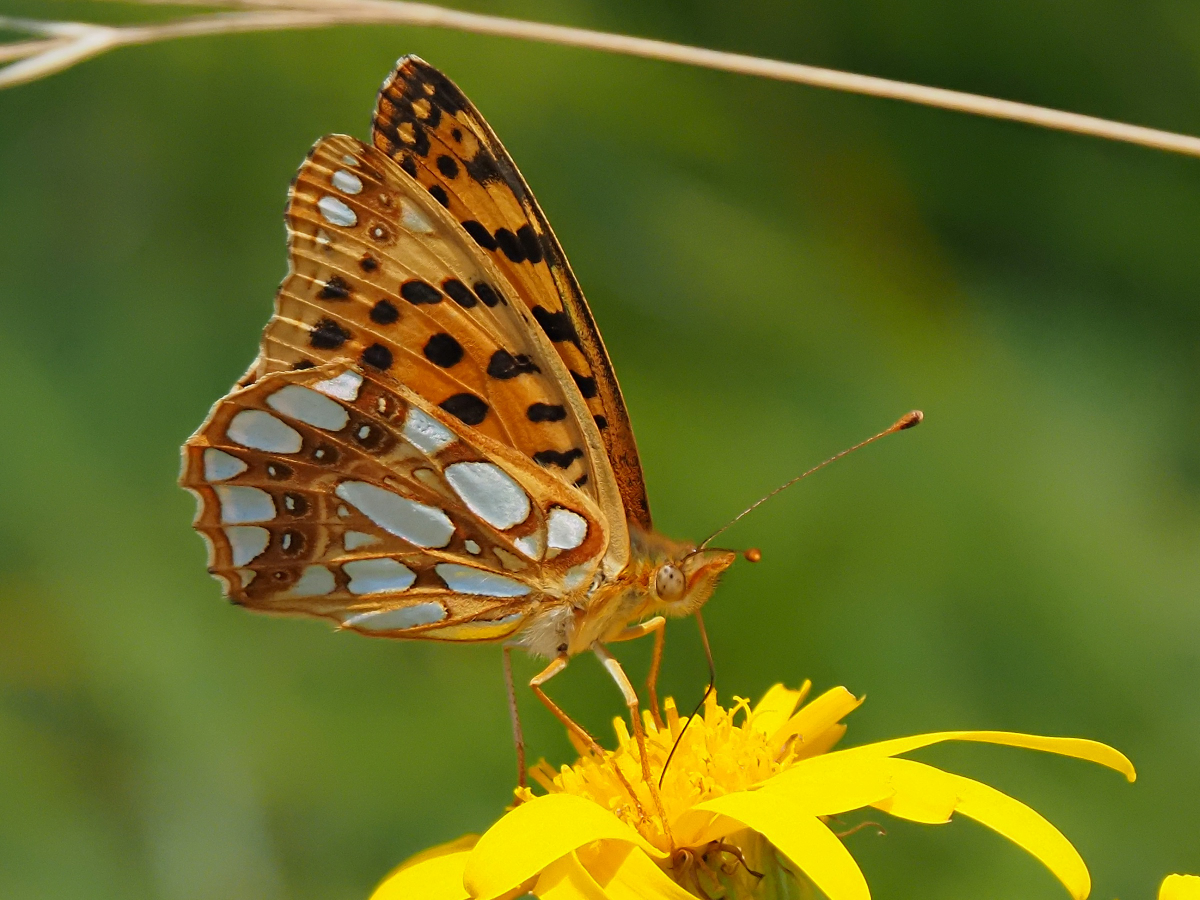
left=181, top=362, right=608, bottom=640
left=371, top=56, right=652, bottom=529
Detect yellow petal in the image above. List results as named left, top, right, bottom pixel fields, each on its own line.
left=369, top=839, right=475, bottom=900
left=761, top=753, right=895, bottom=816
left=532, top=852, right=610, bottom=900
left=1161, top=874, right=1200, bottom=900
left=870, top=759, right=959, bottom=824
left=691, top=791, right=870, bottom=900
left=464, top=794, right=665, bottom=900
left=797, top=722, right=848, bottom=759
left=580, top=843, right=697, bottom=900
left=841, top=730, right=1135, bottom=782
left=771, top=687, right=863, bottom=755
left=751, top=681, right=811, bottom=737
left=670, top=809, right=740, bottom=848
left=876, top=759, right=1090, bottom=900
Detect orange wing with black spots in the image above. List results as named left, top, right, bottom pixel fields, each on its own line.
left=246, top=133, right=631, bottom=572
left=370, top=56, right=652, bottom=530
left=248, top=137, right=594, bottom=485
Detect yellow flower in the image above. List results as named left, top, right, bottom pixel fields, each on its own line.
left=1162, top=875, right=1200, bottom=900
left=372, top=682, right=1135, bottom=900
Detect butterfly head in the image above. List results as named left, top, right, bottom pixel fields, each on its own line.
left=651, top=547, right=737, bottom=617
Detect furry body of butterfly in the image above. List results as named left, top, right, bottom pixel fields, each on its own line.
left=181, top=56, right=737, bottom=800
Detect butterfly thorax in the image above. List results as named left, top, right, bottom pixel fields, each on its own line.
left=514, top=527, right=736, bottom=659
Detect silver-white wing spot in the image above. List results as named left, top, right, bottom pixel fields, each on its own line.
left=343, top=558, right=417, bottom=594
left=343, top=530, right=379, bottom=551
left=514, top=533, right=544, bottom=560
left=547, top=508, right=588, bottom=550
left=344, top=603, right=447, bottom=630
left=204, top=448, right=247, bottom=481
left=288, top=564, right=336, bottom=596
left=335, top=481, right=454, bottom=548
left=313, top=370, right=362, bottom=401
left=444, top=462, right=530, bottom=530
left=224, top=525, right=270, bottom=566
left=318, top=195, right=357, bottom=226
left=215, top=485, right=275, bottom=524
left=331, top=169, right=363, bottom=194
left=227, top=410, right=302, bottom=453
left=267, top=385, right=348, bottom=431
left=403, top=407, right=455, bottom=454
left=435, top=563, right=530, bottom=597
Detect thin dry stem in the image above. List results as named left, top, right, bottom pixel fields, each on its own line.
left=3, top=0, right=1200, bottom=160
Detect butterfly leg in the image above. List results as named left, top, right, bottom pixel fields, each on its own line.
left=609, top=616, right=667, bottom=729
left=502, top=642, right=528, bottom=789
left=528, top=653, right=651, bottom=823
left=593, top=642, right=674, bottom=846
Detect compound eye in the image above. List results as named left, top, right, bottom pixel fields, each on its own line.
left=655, top=564, right=685, bottom=600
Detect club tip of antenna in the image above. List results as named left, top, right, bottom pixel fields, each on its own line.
left=744, top=548, right=762, bottom=563
left=895, top=410, right=923, bottom=431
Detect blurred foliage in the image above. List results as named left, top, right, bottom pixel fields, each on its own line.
left=2, top=1, right=1199, bottom=898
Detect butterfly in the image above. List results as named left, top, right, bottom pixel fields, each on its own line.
left=180, top=56, right=749, bottom=803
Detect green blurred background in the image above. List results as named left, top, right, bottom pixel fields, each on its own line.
left=3, top=1, right=1199, bottom=898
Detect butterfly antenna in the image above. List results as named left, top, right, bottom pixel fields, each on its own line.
left=659, top=610, right=716, bottom=788
left=698, top=410, right=923, bottom=551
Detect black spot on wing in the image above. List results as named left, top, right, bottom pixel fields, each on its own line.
left=494, top=228, right=525, bottom=263
left=424, top=333, right=464, bottom=368
left=399, top=155, right=418, bottom=179
left=318, top=275, right=351, bottom=300
left=533, top=448, right=584, bottom=468
left=440, top=392, right=489, bottom=426
left=362, top=344, right=393, bottom=370
left=594, top=415, right=608, bottom=430
left=487, top=349, right=540, bottom=380
left=570, top=371, right=598, bottom=399
left=436, top=155, right=459, bottom=179
left=462, top=219, right=498, bottom=251
left=370, top=299, right=399, bottom=324
left=464, top=147, right=503, bottom=185
left=528, top=403, right=566, bottom=423
left=401, top=280, right=442, bottom=304
left=359, top=254, right=379, bottom=272
left=428, top=184, right=450, bottom=208
left=517, top=225, right=544, bottom=264
left=310, top=318, right=350, bottom=350
left=532, top=306, right=578, bottom=346
left=473, top=281, right=502, bottom=307
left=292, top=359, right=315, bottom=370
left=442, top=279, right=476, bottom=308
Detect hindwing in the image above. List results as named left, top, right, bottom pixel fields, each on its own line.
left=181, top=362, right=607, bottom=639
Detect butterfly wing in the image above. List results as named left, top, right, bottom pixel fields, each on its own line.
left=181, top=361, right=608, bottom=639
left=246, top=133, right=629, bottom=575
left=370, top=56, right=652, bottom=530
